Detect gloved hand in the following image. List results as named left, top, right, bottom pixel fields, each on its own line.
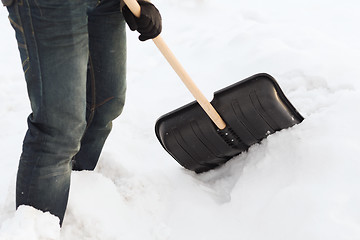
left=122, top=0, right=162, bottom=41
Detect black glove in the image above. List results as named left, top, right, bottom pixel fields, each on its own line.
left=122, top=0, right=162, bottom=41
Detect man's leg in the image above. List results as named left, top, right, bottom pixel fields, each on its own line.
left=8, top=0, right=95, bottom=224
left=72, top=0, right=127, bottom=171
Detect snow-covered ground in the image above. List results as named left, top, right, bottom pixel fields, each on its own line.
left=1, top=0, right=360, bottom=239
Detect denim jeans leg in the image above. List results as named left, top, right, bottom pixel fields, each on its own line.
left=8, top=0, right=93, bottom=224
left=72, top=0, right=127, bottom=170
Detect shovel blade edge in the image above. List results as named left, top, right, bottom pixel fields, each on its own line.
left=155, top=73, right=304, bottom=173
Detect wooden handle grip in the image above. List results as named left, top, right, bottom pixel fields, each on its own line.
left=123, top=0, right=141, bottom=17
left=123, top=0, right=227, bottom=130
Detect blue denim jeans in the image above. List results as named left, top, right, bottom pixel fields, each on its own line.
left=7, top=0, right=127, bottom=224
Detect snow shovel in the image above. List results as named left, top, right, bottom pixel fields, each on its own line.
left=124, top=0, right=304, bottom=173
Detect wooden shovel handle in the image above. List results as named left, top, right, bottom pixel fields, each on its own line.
left=123, top=0, right=227, bottom=130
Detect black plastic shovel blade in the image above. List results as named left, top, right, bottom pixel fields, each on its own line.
left=155, top=73, right=304, bottom=173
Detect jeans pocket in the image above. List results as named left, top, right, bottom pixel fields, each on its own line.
left=7, top=1, right=30, bottom=76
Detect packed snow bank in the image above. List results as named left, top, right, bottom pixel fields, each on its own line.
left=0, top=206, right=60, bottom=240
left=61, top=171, right=171, bottom=240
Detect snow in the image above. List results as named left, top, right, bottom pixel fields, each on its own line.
left=0, top=206, right=60, bottom=240
left=1, top=0, right=360, bottom=239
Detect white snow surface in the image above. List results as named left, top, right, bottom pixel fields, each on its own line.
left=1, top=0, right=360, bottom=239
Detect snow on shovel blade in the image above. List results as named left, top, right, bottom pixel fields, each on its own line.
left=155, top=73, right=304, bottom=173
